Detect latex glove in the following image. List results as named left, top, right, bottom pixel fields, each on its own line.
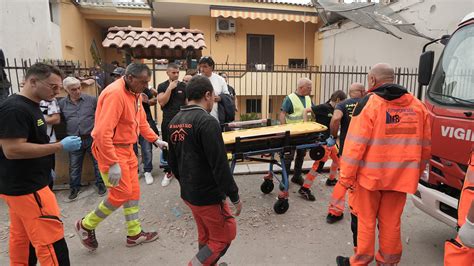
left=326, top=136, right=336, bottom=147
left=154, top=139, right=168, bottom=150
left=108, top=163, right=122, bottom=186
left=458, top=218, right=474, bottom=248
left=60, top=136, right=82, bottom=152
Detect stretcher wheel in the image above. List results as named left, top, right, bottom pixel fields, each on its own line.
left=260, top=180, right=274, bottom=194
left=273, top=199, right=289, bottom=214
left=309, top=146, right=325, bottom=161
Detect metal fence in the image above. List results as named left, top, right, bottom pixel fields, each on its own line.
left=214, top=64, right=419, bottom=104
left=2, top=59, right=419, bottom=107
left=2, top=58, right=98, bottom=95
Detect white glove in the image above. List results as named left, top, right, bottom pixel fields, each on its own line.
left=154, top=139, right=168, bottom=150
left=458, top=218, right=474, bottom=248
left=108, top=163, right=122, bottom=186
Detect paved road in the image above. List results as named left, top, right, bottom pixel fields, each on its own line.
left=0, top=161, right=455, bottom=265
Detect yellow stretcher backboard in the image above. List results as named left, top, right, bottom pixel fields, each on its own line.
left=222, top=122, right=327, bottom=145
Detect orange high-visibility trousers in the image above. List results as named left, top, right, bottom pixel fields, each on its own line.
left=1, top=186, right=70, bottom=265
left=444, top=155, right=474, bottom=265
left=303, top=145, right=339, bottom=189
left=350, top=185, right=406, bottom=266
left=83, top=145, right=142, bottom=236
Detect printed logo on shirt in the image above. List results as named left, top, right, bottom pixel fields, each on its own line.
left=385, top=112, right=400, bottom=124
left=170, top=128, right=188, bottom=144
left=37, top=119, right=45, bottom=127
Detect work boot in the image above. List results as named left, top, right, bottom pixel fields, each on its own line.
left=75, top=218, right=98, bottom=251
left=161, top=172, right=173, bottom=187
left=298, top=187, right=316, bottom=201
left=325, top=178, right=338, bottom=186
left=291, top=175, right=304, bottom=186
left=144, top=172, right=154, bottom=185
left=97, top=183, right=107, bottom=196
left=126, top=231, right=159, bottom=247
left=326, top=213, right=344, bottom=224
left=68, top=187, right=80, bottom=200
left=336, top=256, right=350, bottom=266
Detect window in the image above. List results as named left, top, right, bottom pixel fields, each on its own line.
left=246, top=99, right=262, bottom=113
left=288, top=58, right=307, bottom=69
left=247, top=34, right=274, bottom=71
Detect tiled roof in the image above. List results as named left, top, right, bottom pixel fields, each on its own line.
left=102, top=26, right=207, bottom=50
left=74, top=0, right=150, bottom=9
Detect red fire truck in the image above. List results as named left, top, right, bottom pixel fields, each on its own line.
left=412, top=12, right=474, bottom=227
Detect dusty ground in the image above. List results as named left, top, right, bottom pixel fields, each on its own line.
left=0, top=152, right=456, bottom=265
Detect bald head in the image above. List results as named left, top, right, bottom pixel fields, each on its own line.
left=349, top=82, right=365, bottom=99
left=296, top=77, right=312, bottom=96
left=368, top=63, right=395, bottom=89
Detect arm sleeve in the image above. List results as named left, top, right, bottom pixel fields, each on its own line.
left=280, top=96, right=293, bottom=114
left=201, top=118, right=239, bottom=203
left=339, top=98, right=375, bottom=188
left=221, top=78, right=229, bottom=95
left=0, top=109, right=30, bottom=139
left=92, top=93, right=123, bottom=169
left=139, top=99, right=159, bottom=143
left=420, top=107, right=432, bottom=175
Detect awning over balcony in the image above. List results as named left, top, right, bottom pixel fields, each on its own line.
left=102, top=26, right=206, bottom=59
left=210, top=7, right=318, bottom=24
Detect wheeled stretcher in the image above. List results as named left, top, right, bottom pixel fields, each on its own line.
left=222, top=120, right=327, bottom=214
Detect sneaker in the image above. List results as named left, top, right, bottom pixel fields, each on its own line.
left=68, top=187, right=80, bottom=200
left=298, top=187, right=316, bottom=201
left=75, top=218, right=98, bottom=251
left=144, top=172, right=154, bottom=185
left=291, top=175, right=304, bottom=186
left=97, top=183, right=107, bottom=196
left=326, top=178, right=338, bottom=186
left=336, top=256, right=350, bottom=266
left=326, top=213, right=344, bottom=224
left=161, top=172, right=173, bottom=187
left=126, top=231, right=159, bottom=247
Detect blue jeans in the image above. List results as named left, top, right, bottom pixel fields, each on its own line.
left=69, top=136, right=103, bottom=189
left=133, top=135, right=153, bottom=173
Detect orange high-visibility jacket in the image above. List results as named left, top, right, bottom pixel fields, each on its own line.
left=339, top=84, right=431, bottom=194
left=458, top=151, right=474, bottom=228
left=91, top=78, right=158, bottom=172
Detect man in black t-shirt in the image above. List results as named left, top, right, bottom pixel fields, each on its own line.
left=330, top=83, right=366, bottom=156
left=157, top=63, right=186, bottom=187
left=298, top=90, right=347, bottom=202
left=135, top=87, right=160, bottom=185
left=0, top=63, right=81, bottom=265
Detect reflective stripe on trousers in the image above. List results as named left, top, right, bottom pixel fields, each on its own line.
left=83, top=198, right=119, bottom=230
left=123, top=200, right=141, bottom=236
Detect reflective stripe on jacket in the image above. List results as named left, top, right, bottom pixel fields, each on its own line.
left=286, top=93, right=312, bottom=123
left=339, top=83, right=431, bottom=194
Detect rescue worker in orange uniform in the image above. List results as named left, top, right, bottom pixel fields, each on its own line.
left=444, top=150, right=474, bottom=265
left=0, top=63, right=83, bottom=265
left=75, top=63, right=168, bottom=250
left=336, top=63, right=431, bottom=266
left=298, top=90, right=347, bottom=201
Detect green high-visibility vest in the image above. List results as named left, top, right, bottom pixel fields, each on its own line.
left=286, top=93, right=312, bottom=123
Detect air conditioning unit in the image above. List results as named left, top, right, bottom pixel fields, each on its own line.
left=216, top=18, right=236, bottom=33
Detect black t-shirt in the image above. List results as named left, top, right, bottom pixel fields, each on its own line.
left=335, top=97, right=361, bottom=151
left=142, top=88, right=154, bottom=122
left=157, top=80, right=187, bottom=122
left=0, top=95, right=51, bottom=195
left=311, top=102, right=334, bottom=139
